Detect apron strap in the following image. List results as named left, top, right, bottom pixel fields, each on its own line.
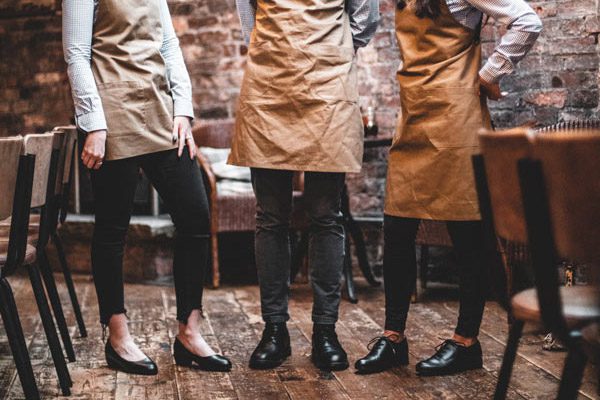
left=474, top=13, right=488, bottom=44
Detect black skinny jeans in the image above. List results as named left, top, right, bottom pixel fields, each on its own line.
left=90, top=149, right=210, bottom=325
left=383, top=215, right=487, bottom=338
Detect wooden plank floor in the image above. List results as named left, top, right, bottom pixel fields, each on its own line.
left=0, top=274, right=597, bottom=400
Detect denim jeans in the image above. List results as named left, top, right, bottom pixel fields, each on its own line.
left=90, top=149, right=210, bottom=325
left=251, top=168, right=346, bottom=325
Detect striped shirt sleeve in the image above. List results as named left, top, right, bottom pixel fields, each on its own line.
left=62, top=0, right=107, bottom=133
left=456, top=0, right=543, bottom=83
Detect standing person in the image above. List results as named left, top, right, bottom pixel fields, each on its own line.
left=355, top=0, right=541, bottom=376
left=232, top=0, right=379, bottom=371
left=63, top=0, right=231, bottom=375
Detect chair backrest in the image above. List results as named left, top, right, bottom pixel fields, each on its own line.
left=478, top=127, right=535, bottom=243
left=23, top=133, right=55, bottom=208
left=533, top=128, right=600, bottom=264
left=192, top=119, right=235, bottom=149
left=0, top=137, right=24, bottom=220
left=60, top=127, right=77, bottom=185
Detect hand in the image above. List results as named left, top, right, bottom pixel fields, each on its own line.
left=479, top=77, right=502, bottom=101
left=81, top=130, right=106, bottom=170
left=173, top=116, right=196, bottom=159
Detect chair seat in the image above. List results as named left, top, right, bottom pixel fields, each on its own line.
left=0, top=241, right=37, bottom=266
left=512, top=286, right=600, bottom=328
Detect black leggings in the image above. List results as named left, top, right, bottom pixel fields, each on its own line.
left=383, top=215, right=487, bottom=338
left=90, top=149, right=210, bottom=325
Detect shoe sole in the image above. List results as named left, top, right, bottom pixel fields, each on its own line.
left=311, top=355, right=350, bottom=372
left=416, top=363, right=483, bottom=377
left=106, top=358, right=159, bottom=376
left=355, top=360, right=409, bottom=375
left=248, top=349, right=291, bottom=370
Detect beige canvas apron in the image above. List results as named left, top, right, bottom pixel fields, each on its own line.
left=384, top=0, right=492, bottom=221
left=91, top=0, right=176, bottom=161
left=228, top=0, right=364, bottom=173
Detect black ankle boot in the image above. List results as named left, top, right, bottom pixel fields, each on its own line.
left=105, top=341, right=158, bottom=376
left=416, top=339, right=482, bottom=376
left=311, top=324, right=349, bottom=371
left=355, top=337, right=409, bottom=374
left=173, top=338, right=232, bottom=372
left=249, top=323, right=291, bottom=370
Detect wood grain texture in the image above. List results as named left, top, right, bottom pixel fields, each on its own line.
left=0, top=275, right=597, bottom=399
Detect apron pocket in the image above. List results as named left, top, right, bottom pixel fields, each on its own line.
left=404, top=87, right=482, bottom=149
left=303, top=45, right=358, bottom=102
left=97, top=81, right=147, bottom=136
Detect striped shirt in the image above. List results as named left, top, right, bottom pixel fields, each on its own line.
left=237, top=0, right=543, bottom=83
left=236, top=0, right=381, bottom=49
left=62, top=0, right=194, bottom=134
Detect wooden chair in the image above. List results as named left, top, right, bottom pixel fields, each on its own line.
left=0, top=127, right=86, bottom=343
left=192, top=120, right=255, bottom=288
left=521, top=126, right=600, bottom=398
left=49, top=126, right=87, bottom=338
left=474, top=127, right=600, bottom=399
left=0, top=134, right=73, bottom=397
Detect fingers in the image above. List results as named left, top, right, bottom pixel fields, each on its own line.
left=177, top=122, right=185, bottom=158
left=81, top=147, right=104, bottom=169
left=172, top=119, right=179, bottom=144
left=187, top=136, right=197, bottom=159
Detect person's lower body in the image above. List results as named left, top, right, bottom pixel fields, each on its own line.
left=247, top=168, right=349, bottom=370
left=356, top=215, right=487, bottom=375
left=91, top=148, right=231, bottom=374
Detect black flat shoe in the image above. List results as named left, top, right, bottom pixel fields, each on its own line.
left=355, top=336, right=409, bottom=374
left=249, top=322, right=291, bottom=370
left=416, top=339, right=482, bottom=376
left=173, top=338, right=232, bottom=372
left=312, top=324, right=349, bottom=371
left=105, top=341, right=158, bottom=376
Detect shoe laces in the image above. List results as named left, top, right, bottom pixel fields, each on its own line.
left=367, top=334, right=402, bottom=351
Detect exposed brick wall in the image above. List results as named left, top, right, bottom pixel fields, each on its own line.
left=0, top=0, right=598, bottom=220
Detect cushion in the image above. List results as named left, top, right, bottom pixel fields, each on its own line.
left=200, top=147, right=251, bottom=182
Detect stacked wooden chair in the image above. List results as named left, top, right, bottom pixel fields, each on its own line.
left=0, top=133, right=73, bottom=397
left=474, top=122, right=600, bottom=399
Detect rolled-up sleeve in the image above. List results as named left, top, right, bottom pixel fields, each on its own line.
left=159, top=0, right=195, bottom=120
left=347, top=0, right=380, bottom=49
left=467, top=0, right=542, bottom=83
left=236, top=0, right=256, bottom=45
left=62, top=0, right=107, bottom=133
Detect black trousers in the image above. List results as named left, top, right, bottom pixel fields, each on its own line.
left=90, top=149, right=210, bottom=325
left=383, top=215, right=487, bottom=338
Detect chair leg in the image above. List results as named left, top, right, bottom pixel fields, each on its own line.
left=557, top=341, right=587, bottom=400
left=494, top=319, right=524, bottom=400
left=27, top=264, right=72, bottom=395
left=211, top=234, right=220, bottom=288
left=36, top=249, right=76, bottom=362
left=0, top=279, right=40, bottom=399
left=52, top=232, right=87, bottom=338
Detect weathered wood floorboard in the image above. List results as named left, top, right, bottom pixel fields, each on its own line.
left=0, top=275, right=597, bottom=399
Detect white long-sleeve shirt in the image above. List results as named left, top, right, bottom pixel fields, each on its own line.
left=62, top=0, right=194, bottom=134
left=237, top=0, right=542, bottom=84
left=236, top=0, right=381, bottom=49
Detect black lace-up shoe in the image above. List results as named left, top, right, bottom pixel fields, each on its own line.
left=416, top=339, right=482, bottom=376
left=355, top=336, right=409, bottom=374
left=249, top=323, right=291, bottom=370
left=311, top=324, right=349, bottom=371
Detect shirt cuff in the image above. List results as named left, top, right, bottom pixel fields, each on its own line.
left=479, top=63, right=503, bottom=85
left=174, top=99, right=195, bottom=121
left=76, top=110, right=108, bottom=133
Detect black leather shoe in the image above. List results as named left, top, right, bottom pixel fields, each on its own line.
left=173, top=338, right=232, bottom=372
left=416, top=339, right=482, bottom=376
left=355, top=337, right=409, bottom=374
left=249, top=323, right=291, bottom=370
left=105, top=341, right=158, bottom=376
left=311, top=324, right=349, bottom=371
